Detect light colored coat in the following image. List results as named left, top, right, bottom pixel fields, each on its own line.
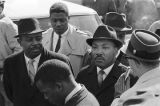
left=111, top=66, right=160, bottom=106
left=42, top=24, right=90, bottom=77
left=0, top=15, right=22, bottom=68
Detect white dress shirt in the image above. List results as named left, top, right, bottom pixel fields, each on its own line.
left=24, top=54, right=41, bottom=74
left=97, top=64, right=114, bottom=80
left=52, top=27, right=69, bottom=52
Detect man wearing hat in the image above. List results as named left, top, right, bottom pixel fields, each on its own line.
left=111, top=30, right=160, bottom=106
left=76, top=25, right=127, bottom=106
left=104, top=12, right=138, bottom=98
left=82, top=12, right=132, bottom=67
left=35, top=59, right=100, bottom=106
left=3, top=18, right=71, bottom=106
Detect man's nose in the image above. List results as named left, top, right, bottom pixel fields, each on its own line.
left=32, top=38, right=39, bottom=44
left=96, top=48, right=103, bottom=54
left=56, top=21, right=61, bottom=26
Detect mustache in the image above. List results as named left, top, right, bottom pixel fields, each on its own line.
left=95, top=54, right=104, bottom=60
left=30, top=44, right=42, bottom=49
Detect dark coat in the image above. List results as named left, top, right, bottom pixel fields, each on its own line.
left=65, top=85, right=100, bottom=106
left=76, top=63, right=125, bottom=106
left=3, top=48, right=70, bottom=106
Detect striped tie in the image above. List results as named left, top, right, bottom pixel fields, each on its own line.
left=98, top=70, right=105, bottom=87
left=28, top=59, right=35, bottom=84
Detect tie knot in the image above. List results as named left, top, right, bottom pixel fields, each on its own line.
left=99, top=70, right=105, bottom=75
left=59, top=35, right=62, bottom=39
left=28, top=59, right=34, bottom=64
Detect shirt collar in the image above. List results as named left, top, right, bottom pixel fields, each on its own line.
left=24, top=54, right=41, bottom=64
left=65, top=83, right=82, bottom=104
left=97, top=64, right=114, bottom=75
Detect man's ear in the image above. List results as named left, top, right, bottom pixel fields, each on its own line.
left=17, top=38, right=21, bottom=44
left=55, top=82, right=63, bottom=91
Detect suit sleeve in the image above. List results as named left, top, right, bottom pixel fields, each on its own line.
left=3, top=59, right=14, bottom=102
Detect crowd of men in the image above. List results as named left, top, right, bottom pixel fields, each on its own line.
left=0, top=0, right=160, bottom=106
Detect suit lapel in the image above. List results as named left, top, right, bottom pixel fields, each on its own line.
left=38, top=48, right=46, bottom=67
left=87, top=65, right=100, bottom=93
left=60, top=25, right=77, bottom=56
left=18, top=52, right=35, bottom=95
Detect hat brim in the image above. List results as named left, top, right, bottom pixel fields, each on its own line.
left=15, top=29, right=45, bottom=38
left=113, top=25, right=132, bottom=32
left=86, top=37, right=123, bottom=49
left=125, top=48, right=160, bottom=62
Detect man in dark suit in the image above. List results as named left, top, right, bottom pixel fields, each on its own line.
left=76, top=25, right=127, bottom=106
left=35, top=59, right=100, bottom=106
left=3, top=18, right=71, bottom=106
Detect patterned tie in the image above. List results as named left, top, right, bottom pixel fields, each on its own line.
left=55, top=35, right=61, bottom=52
left=98, top=70, right=105, bottom=87
left=28, top=59, right=35, bottom=84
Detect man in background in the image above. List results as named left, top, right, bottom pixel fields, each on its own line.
left=42, top=2, right=90, bottom=78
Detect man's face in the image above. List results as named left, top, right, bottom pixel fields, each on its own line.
left=18, top=33, right=43, bottom=59
left=36, top=80, right=63, bottom=106
left=127, top=56, right=142, bottom=77
left=116, top=31, right=126, bottom=44
left=50, top=12, right=69, bottom=35
left=92, top=39, right=118, bottom=69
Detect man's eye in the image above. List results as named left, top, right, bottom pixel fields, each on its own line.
left=103, top=47, right=109, bottom=49
left=59, top=19, right=65, bottom=23
left=92, top=46, right=97, bottom=49
left=25, top=38, right=33, bottom=42
left=35, top=37, right=42, bottom=41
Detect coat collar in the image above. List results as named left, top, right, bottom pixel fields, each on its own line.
left=65, top=24, right=79, bottom=50
left=87, top=63, right=123, bottom=80
left=65, top=84, right=88, bottom=106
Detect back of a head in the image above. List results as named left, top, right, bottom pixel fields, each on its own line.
left=35, top=59, right=72, bottom=84
left=126, top=30, right=160, bottom=66
left=49, top=2, right=69, bottom=16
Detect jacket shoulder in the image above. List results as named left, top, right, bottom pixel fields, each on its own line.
left=5, top=51, right=22, bottom=61
left=44, top=49, right=70, bottom=65
left=77, top=65, right=91, bottom=77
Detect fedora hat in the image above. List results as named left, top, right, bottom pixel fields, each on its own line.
left=126, top=29, right=160, bottom=62
left=15, top=18, right=44, bottom=38
left=86, top=25, right=123, bottom=48
left=104, top=12, right=132, bottom=32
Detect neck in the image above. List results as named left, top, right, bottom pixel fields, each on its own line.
left=138, top=64, right=160, bottom=77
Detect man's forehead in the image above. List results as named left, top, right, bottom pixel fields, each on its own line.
left=21, top=33, right=42, bottom=38
left=92, top=39, right=115, bottom=45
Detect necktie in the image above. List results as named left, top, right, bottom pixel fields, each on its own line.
left=50, top=31, right=54, bottom=51
left=28, top=59, right=35, bottom=84
left=98, top=70, right=105, bottom=87
left=55, top=35, right=61, bottom=52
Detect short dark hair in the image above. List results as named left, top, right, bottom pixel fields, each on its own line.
left=35, top=59, right=72, bottom=85
left=49, top=2, right=69, bottom=17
